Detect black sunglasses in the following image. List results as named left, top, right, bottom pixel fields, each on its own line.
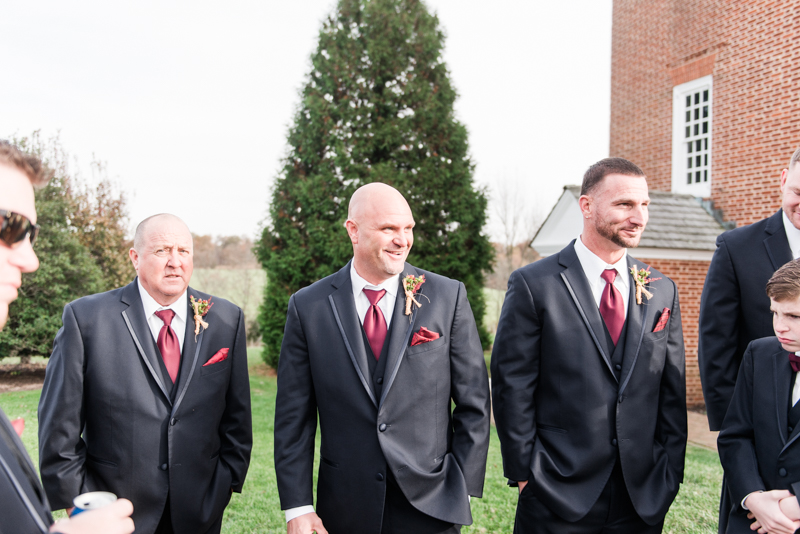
left=0, top=210, right=39, bottom=247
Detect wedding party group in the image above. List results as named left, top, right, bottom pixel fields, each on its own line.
left=4, top=138, right=800, bottom=534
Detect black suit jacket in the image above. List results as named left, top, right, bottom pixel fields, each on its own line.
left=274, top=262, right=491, bottom=534
left=38, top=279, right=252, bottom=534
left=0, top=409, right=52, bottom=534
left=699, top=210, right=793, bottom=430
left=717, top=337, right=800, bottom=533
left=491, top=241, right=687, bottom=525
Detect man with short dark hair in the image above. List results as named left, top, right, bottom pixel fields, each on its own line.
left=38, top=210, right=253, bottom=534
left=492, top=157, right=687, bottom=533
left=718, top=258, right=800, bottom=533
left=699, top=147, right=800, bottom=532
left=0, top=140, right=135, bottom=534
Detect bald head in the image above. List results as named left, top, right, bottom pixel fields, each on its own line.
left=133, top=214, right=191, bottom=252
left=345, top=183, right=415, bottom=285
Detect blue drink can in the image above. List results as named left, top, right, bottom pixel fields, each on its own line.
left=71, top=491, right=117, bottom=516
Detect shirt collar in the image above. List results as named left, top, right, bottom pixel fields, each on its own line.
left=782, top=210, right=800, bottom=259
left=574, top=236, right=629, bottom=290
left=349, top=261, right=400, bottom=298
left=137, top=278, right=188, bottom=323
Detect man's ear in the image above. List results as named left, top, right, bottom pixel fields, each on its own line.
left=129, top=248, right=139, bottom=270
left=344, top=219, right=359, bottom=244
left=578, top=195, right=592, bottom=219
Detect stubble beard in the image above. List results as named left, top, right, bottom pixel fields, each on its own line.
left=596, top=220, right=641, bottom=249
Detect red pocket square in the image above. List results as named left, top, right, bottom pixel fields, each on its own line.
left=653, top=308, right=671, bottom=332
left=411, top=327, right=440, bottom=347
left=203, top=348, right=229, bottom=366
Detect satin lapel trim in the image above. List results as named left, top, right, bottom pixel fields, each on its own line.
left=379, top=270, right=418, bottom=408
left=618, top=275, right=647, bottom=397
left=765, top=211, right=792, bottom=271
left=560, top=268, right=616, bottom=381
left=172, top=329, right=203, bottom=418
left=122, top=308, right=172, bottom=405
left=775, top=351, right=792, bottom=450
left=329, top=278, right=377, bottom=408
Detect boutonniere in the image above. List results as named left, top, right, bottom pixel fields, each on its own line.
left=190, top=295, right=214, bottom=339
left=402, top=274, right=428, bottom=316
left=630, top=264, right=662, bottom=305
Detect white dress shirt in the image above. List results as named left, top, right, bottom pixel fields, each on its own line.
left=284, top=262, right=401, bottom=523
left=573, top=235, right=630, bottom=317
left=782, top=211, right=800, bottom=260
left=137, top=279, right=187, bottom=352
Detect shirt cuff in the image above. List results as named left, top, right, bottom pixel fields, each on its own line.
left=742, top=490, right=764, bottom=510
left=285, top=505, right=315, bottom=523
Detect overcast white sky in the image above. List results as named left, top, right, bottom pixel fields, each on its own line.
left=0, top=0, right=612, bottom=241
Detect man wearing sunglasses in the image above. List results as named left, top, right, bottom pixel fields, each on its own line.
left=0, top=140, right=135, bottom=533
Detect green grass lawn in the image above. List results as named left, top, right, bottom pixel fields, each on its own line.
left=0, top=349, right=722, bottom=533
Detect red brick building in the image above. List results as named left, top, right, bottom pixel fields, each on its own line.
left=606, top=0, right=800, bottom=407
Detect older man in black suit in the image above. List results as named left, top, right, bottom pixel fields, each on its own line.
left=699, top=147, right=800, bottom=532
left=0, top=139, right=134, bottom=534
left=274, top=182, right=491, bottom=534
left=38, top=213, right=252, bottom=534
left=492, top=158, right=687, bottom=533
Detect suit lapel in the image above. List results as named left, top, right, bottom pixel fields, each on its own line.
left=329, top=263, right=377, bottom=407
left=120, top=279, right=172, bottom=404
left=764, top=210, right=793, bottom=270
left=775, top=351, right=792, bottom=450
left=379, top=264, right=419, bottom=408
left=559, top=243, right=617, bottom=381
left=619, top=259, right=648, bottom=396
left=171, top=288, right=205, bottom=417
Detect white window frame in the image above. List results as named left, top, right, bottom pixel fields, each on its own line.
left=671, top=75, right=712, bottom=196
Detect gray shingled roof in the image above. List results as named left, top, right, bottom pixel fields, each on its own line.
left=564, top=186, right=725, bottom=251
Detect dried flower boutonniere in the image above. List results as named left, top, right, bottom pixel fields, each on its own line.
left=190, top=295, right=214, bottom=339
left=402, top=274, right=428, bottom=316
left=630, top=265, right=662, bottom=305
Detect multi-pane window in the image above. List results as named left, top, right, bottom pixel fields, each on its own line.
left=672, top=75, right=712, bottom=196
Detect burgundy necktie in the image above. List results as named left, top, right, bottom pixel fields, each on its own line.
left=154, top=309, right=180, bottom=383
left=789, top=352, right=800, bottom=372
left=600, top=269, right=625, bottom=345
left=363, top=289, right=387, bottom=360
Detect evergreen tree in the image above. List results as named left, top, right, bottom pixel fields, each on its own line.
left=256, top=0, right=493, bottom=368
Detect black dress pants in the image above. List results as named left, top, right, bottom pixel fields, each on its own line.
left=513, top=462, right=663, bottom=534
left=381, top=476, right=460, bottom=534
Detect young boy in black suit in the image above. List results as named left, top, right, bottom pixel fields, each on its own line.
left=718, top=258, right=800, bottom=534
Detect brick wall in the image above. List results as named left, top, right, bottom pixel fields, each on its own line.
left=611, top=0, right=800, bottom=227
left=638, top=257, right=710, bottom=408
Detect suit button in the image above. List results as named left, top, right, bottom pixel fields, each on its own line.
left=612, top=439, right=618, bottom=446
left=780, top=468, right=788, bottom=477
left=379, top=423, right=387, bottom=432
left=170, top=418, right=177, bottom=426
left=376, top=473, right=384, bottom=481
left=615, top=364, right=622, bottom=371
left=376, top=377, right=383, bottom=384
left=160, top=463, right=168, bottom=471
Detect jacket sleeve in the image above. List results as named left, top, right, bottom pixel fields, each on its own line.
left=448, top=282, right=491, bottom=498
left=699, top=237, right=743, bottom=430
left=717, top=343, right=765, bottom=506
left=490, top=269, right=541, bottom=484
left=657, top=283, right=688, bottom=485
left=37, top=303, right=88, bottom=510
left=219, top=307, right=253, bottom=492
left=273, top=294, right=317, bottom=509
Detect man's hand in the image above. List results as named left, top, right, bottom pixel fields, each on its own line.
left=518, top=480, right=528, bottom=494
left=49, top=498, right=134, bottom=534
left=779, top=495, right=800, bottom=521
left=287, top=512, right=328, bottom=534
left=745, top=490, right=800, bottom=534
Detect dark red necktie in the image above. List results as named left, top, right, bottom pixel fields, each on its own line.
left=600, top=269, right=625, bottom=345
left=363, top=289, right=387, bottom=360
left=789, top=352, right=800, bottom=373
left=154, top=309, right=180, bottom=383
